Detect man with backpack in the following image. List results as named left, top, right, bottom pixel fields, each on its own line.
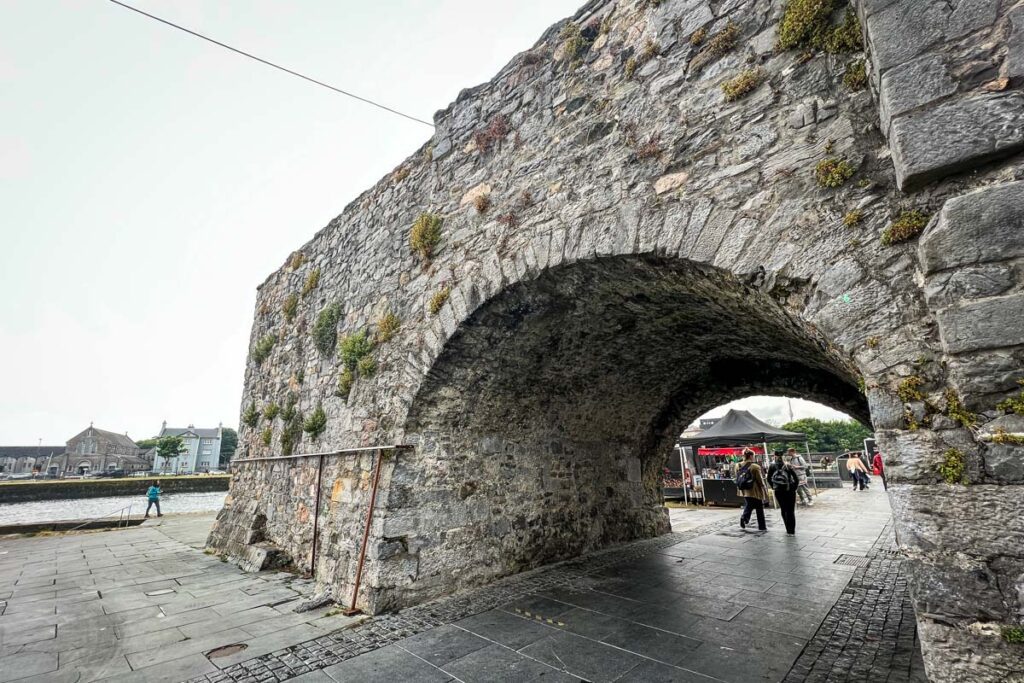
left=735, top=449, right=768, bottom=532
left=768, top=451, right=800, bottom=535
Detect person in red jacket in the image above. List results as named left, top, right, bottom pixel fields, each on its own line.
left=872, top=450, right=886, bottom=490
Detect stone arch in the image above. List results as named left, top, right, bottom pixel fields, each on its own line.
left=208, top=0, right=1024, bottom=677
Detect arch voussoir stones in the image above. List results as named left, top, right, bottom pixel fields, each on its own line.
left=208, top=0, right=1024, bottom=678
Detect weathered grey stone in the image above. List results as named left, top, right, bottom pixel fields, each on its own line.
left=1009, top=5, right=1024, bottom=81
left=935, top=294, right=1024, bottom=354
left=983, top=443, right=1024, bottom=482
left=919, top=180, right=1024, bottom=274
left=889, top=92, right=1024, bottom=189
left=878, top=53, right=957, bottom=135
left=922, top=263, right=1016, bottom=308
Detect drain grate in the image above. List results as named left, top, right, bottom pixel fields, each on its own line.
left=834, top=554, right=871, bottom=567
left=206, top=643, right=248, bottom=659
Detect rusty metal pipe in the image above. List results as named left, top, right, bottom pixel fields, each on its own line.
left=344, top=448, right=384, bottom=616
left=310, top=452, right=325, bottom=577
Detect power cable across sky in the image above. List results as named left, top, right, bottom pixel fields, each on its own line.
left=106, top=0, right=436, bottom=128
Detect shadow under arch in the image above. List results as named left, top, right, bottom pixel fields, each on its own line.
left=388, top=254, right=868, bottom=607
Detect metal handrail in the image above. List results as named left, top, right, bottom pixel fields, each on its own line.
left=230, top=444, right=414, bottom=464
left=67, top=503, right=134, bottom=532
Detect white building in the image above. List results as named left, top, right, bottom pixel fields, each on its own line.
left=153, top=422, right=223, bottom=474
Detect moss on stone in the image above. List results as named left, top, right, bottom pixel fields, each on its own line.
left=897, top=376, right=925, bottom=403
left=881, top=210, right=929, bottom=246
left=1003, top=626, right=1024, bottom=644
left=410, top=213, right=443, bottom=262
left=945, top=388, right=976, bottom=428
left=996, top=379, right=1024, bottom=415
left=815, top=157, right=855, bottom=188
left=302, top=404, right=327, bottom=440
left=825, top=9, right=862, bottom=53
left=252, top=335, right=276, bottom=364
left=560, top=22, right=587, bottom=63
left=722, top=68, right=764, bottom=102
left=843, top=59, right=867, bottom=90
left=280, top=406, right=303, bottom=456
left=690, top=20, right=739, bottom=72
left=843, top=209, right=864, bottom=227
left=261, top=428, right=272, bottom=446
left=357, top=355, right=377, bottom=378
left=242, top=402, right=259, bottom=428
left=262, top=402, right=279, bottom=421
left=336, top=367, right=354, bottom=399
left=429, top=286, right=451, bottom=316
left=302, top=268, right=320, bottom=297
left=288, top=252, right=306, bottom=270
left=938, top=448, right=967, bottom=485
left=777, top=1, right=862, bottom=54
left=376, top=311, right=401, bottom=343
left=312, top=303, right=342, bottom=356
left=990, top=428, right=1024, bottom=446
left=473, top=193, right=491, bottom=214
left=866, top=336, right=879, bottom=349
left=689, top=27, right=707, bottom=46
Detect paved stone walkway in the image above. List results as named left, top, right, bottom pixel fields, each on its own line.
left=0, top=486, right=927, bottom=683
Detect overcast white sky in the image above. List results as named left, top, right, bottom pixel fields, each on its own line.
left=0, top=1, right=854, bottom=445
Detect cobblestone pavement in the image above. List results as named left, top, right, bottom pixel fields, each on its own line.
left=187, top=486, right=918, bottom=683
left=782, top=521, right=928, bottom=683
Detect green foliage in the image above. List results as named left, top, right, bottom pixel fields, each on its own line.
left=282, top=293, right=299, bottom=322
left=996, top=379, right=1024, bottom=415
left=136, top=437, right=159, bottom=450
left=897, top=376, right=925, bottom=403
left=357, top=355, right=377, bottom=378
left=220, top=427, right=238, bottom=465
left=429, top=286, right=451, bottom=316
left=882, top=210, right=929, bottom=246
left=288, top=251, right=306, bottom=270
left=626, top=39, right=660, bottom=78
left=843, top=209, right=864, bottom=227
left=263, top=402, right=280, bottom=421
left=339, top=329, right=374, bottom=371
left=777, top=1, right=862, bottom=53
left=690, top=20, right=739, bottom=71
left=242, top=402, right=259, bottom=428
left=376, top=311, right=401, bottom=343
left=815, top=157, right=855, bottom=187
left=312, top=303, right=342, bottom=356
left=302, top=268, right=321, bottom=297
left=303, top=404, right=327, bottom=440
left=252, top=335, right=276, bottom=364
left=156, top=435, right=187, bottom=461
left=944, top=388, right=976, bottom=428
left=336, top=367, right=354, bottom=399
left=261, top=428, right=272, bottom=446
left=990, top=428, right=1024, bottom=446
left=866, top=336, right=879, bottom=349
left=280, top=407, right=303, bottom=456
left=281, top=394, right=298, bottom=422
left=560, top=22, right=588, bottom=62
left=843, top=59, right=867, bottom=90
left=781, top=418, right=872, bottom=452
left=689, top=27, right=707, bottom=46
left=721, top=69, right=764, bottom=102
left=938, top=448, right=967, bottom=485
left=409, top=213, right=443, bottom=262
left=1003, top=626, right=1024, bottom=644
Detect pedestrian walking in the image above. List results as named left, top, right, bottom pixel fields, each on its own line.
left=786, top=447, right=814, bottom=506
left=846, top=455, right=870, bottom=491
left=735, top=449, right=768, bottom=532
left=145, top=480, right=163, bottom=517
left=768, top=451, right=800, bottom=535
left=872, top=449, right=887, bottom=490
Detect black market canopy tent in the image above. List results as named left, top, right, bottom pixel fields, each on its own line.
left=677, top=409, right=806, bottom=447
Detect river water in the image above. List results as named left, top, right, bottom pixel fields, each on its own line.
left=0, top=491, right=227, bottom=525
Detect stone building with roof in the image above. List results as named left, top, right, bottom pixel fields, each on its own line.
left=0, top=445, right=65, bottom=475
left=61, top=424, right=150, bottom=475
left=152, top=422, right=223, bottom=474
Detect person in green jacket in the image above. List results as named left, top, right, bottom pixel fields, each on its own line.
left=145, top=480, right=162, bottom=518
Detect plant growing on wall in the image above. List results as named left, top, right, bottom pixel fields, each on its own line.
left=938, top=448, right=967, bottom=485
left=429, top=286, right=451, bottom=315
left=722, top=68, right=764, bottom=102
left=302, top=268, right=320, bottom=297
left=376, top=311, right=401, bottom=343
left=261, top=428, right=273, bottom=446
left=303, top=403, right=327, bottom=440
left=336, top=367, right=354, bottom=399
left=996, top=379, right=1024, bottom=415
left=815, top=157, right=855, bottom=187
left=357, top=355, right=377, bottom=378
left=339, top=329, right=374, bottom=371
left=242, top=402, right=259, bottom=428
left=312, top=303, right=342, bottom=356
left=776, top=0, right=862, bottom=53
left=263, top=402, right=279, bottom=421
left=881, top=210, right=930, bottom=246
left=282, top=294, right=299, bottom=322
left=280, top=410, right=303, bottom=455
left=410, top=213, right=443, bottom=262
left=252, top=335, right=276, bottom=364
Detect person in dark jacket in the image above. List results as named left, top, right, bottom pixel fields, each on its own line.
left=737, top=449, right=768, bottom=531
left=767, top=452, right=800, bottom=535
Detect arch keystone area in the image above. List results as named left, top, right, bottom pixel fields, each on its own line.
left=207, top=0, right=1024, bottom=678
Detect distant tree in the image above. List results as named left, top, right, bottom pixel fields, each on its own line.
left=156, top=435, right=187, bottom=473
left=136, top=437, right=159, bottom=450
left=220, top=428, right=238, bottom=466
left=781, top=418, right=872, bottom=453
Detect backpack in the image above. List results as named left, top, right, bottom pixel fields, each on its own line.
left=771, top=464, right=792, bottom=490
left=735, top=465, right=755, bottom=490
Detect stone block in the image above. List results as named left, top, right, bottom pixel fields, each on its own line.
left=889, top=93, right=1024, bottom=189
left=918, top=180, right=1024, bottom=275
left=922, top=264, right=1016, bottom=309
left=935, top=294, right=1024, bottom=354
left=878, top=53, right=957, bottom=135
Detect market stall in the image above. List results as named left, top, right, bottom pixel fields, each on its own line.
left=675, top=409, right=811, bottom=507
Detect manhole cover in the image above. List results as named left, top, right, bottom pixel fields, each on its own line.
left=206, top=643, right=248, bottom=659
left=835, top=554, right=871, bottom=567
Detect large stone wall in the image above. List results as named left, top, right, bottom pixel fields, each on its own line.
left=207, top=0, right=1024, bottom=678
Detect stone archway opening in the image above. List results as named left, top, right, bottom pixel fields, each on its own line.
left=390, top=253, right=869, bottom=607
